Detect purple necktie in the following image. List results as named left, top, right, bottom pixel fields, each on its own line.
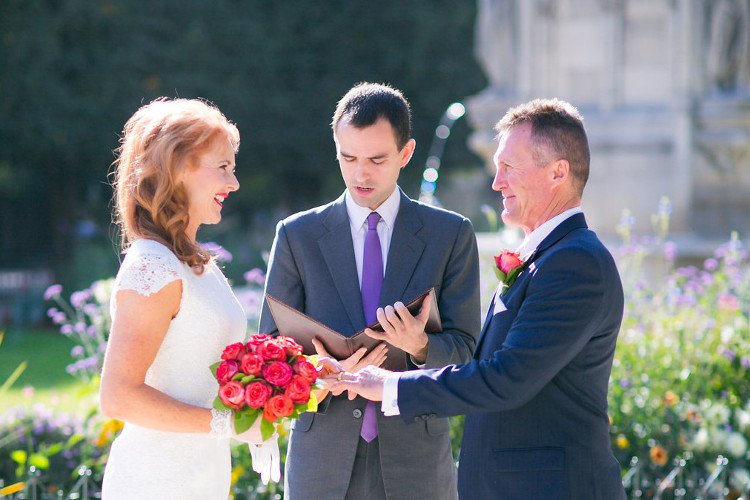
left=360, top=212, right=382, bottom=442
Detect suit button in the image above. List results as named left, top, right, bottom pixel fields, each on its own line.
left=353, top=409, right=363, bottom=419
left=428, top=413, right=437, bottom=419
left=413, top=416, right=421, bottom=423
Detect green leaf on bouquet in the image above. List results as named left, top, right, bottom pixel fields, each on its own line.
left=260, top=418, right=275, bottom=441
left=234, top=409, right=260, bottom=434
left=213, top=398, right=231, bottom=411
left=231, top=373, right=245, bottom=381
left=209, top=361, right=221, bottom=377
left=305, top=391, right=319, bottom=413
left=241, top=375, right=256, bottom=384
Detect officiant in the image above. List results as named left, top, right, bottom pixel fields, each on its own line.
left=258, top=82, right=480, bottom=500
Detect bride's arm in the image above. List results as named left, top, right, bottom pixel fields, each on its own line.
left=99, top=281, right=213, bottom=433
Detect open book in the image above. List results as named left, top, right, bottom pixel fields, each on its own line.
left=264, top=288, right=441, bottom=371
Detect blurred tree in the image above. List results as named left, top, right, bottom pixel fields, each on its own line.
left=0, top=0, right=485, bottom=285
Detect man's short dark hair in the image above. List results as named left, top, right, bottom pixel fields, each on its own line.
left=331, top=82, right=412, bottom=150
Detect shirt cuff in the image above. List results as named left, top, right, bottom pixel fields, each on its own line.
left=381, top=373, right=401, bottom=416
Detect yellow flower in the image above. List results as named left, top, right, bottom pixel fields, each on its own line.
left=95, top=419, right=124, bottom=447
left=231, top=465, right=245, bottom=486
left=663, top=391, right=679, bottom=407
left=0, top=482, right=25, bottom=496
left=616, top=434, right=630, bottom=449
left=650, top=445, right=669, bottom=466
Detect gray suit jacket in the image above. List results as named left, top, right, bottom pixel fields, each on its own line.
left=258, top=189, right=480, bottom=499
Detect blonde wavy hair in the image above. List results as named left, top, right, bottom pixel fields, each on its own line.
left=113, top=97, right=240, bottom=273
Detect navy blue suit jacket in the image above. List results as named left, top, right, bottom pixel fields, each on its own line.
left=398, top=213, right=626, bottom=499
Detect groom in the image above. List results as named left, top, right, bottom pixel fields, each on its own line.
left=259, top=82, right=480, bottom=499
left=330, top=98, right=627, bottom=499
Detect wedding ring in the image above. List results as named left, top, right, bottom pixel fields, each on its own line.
left=336, top=372, right=343, bottom=381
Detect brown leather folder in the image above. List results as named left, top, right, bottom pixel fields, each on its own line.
left=264, top=288, right=441, bottom=371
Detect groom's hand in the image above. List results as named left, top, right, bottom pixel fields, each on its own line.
left=313, top=340, right=388, bottom=400
left=365, top=293, right=432, bottom=364
left=331, top=365, right=389, bottom=402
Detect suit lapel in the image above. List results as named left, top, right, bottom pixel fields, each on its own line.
left=318, top=194, right=366, bottom=332
left=474, top=213, right=589, bottom=356
left=381, top=191, right=425, bottom=305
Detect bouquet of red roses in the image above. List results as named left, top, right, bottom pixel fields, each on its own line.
left=211, top=333, right=321, bottom=441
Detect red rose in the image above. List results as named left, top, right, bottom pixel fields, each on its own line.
left=244, top=380, right=273, bottom=409
left=239, top=353, right=264, bottom=376
left=263, top=361, right=294, bottom=387
left=221, top=342, right=246, bottom=361
left=284, top=375, right=312, bottom=403
left=494, top=250, right=523, bottom=274
left=293, top=359, right=318, bottom=383
left=277, top=336, right=303, bottom=357
left=216, top=360, right=240, bottom=383
left=257, top=340, right=287, bottom=362
left=263, top=394, right=294, bottom=421
left=218, top=381, right=245, bottom=410
left=246, top=334, right=273, bottom=353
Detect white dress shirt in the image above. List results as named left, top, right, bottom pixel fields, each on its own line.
left=345, top=187, right=400, bottom=287
left=382, top=206, right=583, bottom=416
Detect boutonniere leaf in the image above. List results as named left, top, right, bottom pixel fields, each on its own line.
left=493, top=250, right=525, bottom=296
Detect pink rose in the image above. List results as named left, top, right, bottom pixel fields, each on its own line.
left=245, top=334, right=273, bottom=353
left=216, top=360, right=240, bottom=383
left=263, top=394, right=294, bottom=422
left=257, top=340, right=287, bottom=362
left=494, top=250, right=524, bottom=274
left=277, top=336, right=303, bottom=357
left=239, top=353, right=264, bottom=376
left=244, top=381, right=273, bottom=409
left=263, top=361, right=294, bottom=387
left=293, top=359, right=318, bottom=384
left=221, top=342, right=246, bottom=361
left=218, top=381, right=245, bottom=410
left=284, top=375, right=312, bottom=404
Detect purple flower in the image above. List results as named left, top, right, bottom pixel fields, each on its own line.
left=52, top=312, right=67, bottom=325
left=44, top=284, right=62, bottom=300
left=741, top=357, right=750, bottom=369
left=60, top=324, right=73, bottom=335
left=704, top=258, right=719, bottom=271
left=202, top=242, right=233, bottom=262
left=46, top=307, right=59, bottom=318
left=70, top=290, right=91, bottom=308
left=720, top=347, right=736, bottom=361
left=74, top=322, right=86, bottom=333
left=243, top=268, right=266, bottom=286
left=663, top=241, right=677, bottom=262
left=86, top=326, right=98, bottom=337
left=71, top=346, right=84, bottom=358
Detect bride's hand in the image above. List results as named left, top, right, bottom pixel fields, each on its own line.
left=233, top=418, right=264, bottom=445
left=313, top=339, right=388, bottom=400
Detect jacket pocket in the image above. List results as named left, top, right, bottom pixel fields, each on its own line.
left=425, top=416, right=450, bottom=436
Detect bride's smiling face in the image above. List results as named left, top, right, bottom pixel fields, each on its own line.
left=181, top=137, right=239, bottom=240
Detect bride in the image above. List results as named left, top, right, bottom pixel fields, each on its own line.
left=100, top=97, right=259, bottom=498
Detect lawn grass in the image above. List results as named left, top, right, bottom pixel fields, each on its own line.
left=0, top=327, right=94, bottom=414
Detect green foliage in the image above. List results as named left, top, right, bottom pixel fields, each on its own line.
left=610, top=230, right=750, bottom=496
left=0, top=0, right=485, bottom=285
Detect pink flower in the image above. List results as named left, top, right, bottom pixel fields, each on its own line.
left=221, top=342, right=246, bottom=361
left=277, top=336, right=303, bottom=357
left=263, top=361, right=294, bottom=387
left=244, top=381, right=273, bottom=409
left=239, top=353, right=264, bottom=376
left=218, top=381, right=245, bottom=410
left=293, top=359, right=318, bottom=383
left=284, top=375, right=312, bottom=403
left=257, top=340, right=287, bottom=362
left=246, top=334, right=273, bottom=352
left=216, top=360, right=240, bottom=383
left=263, top=395, right=295, bottom=422
left=494, top=250, right=524, bottom=274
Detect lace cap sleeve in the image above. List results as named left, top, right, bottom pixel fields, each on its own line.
left=114, top=242, right=184, bottom=297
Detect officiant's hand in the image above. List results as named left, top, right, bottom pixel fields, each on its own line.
left=330, top=365, right=389, bottom=402
left=365, top=293, right=432, bottom=364
left=313, top=339, right=388, bottom=400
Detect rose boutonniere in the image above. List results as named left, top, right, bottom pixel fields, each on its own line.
left=493, top=250, right=525, bottom=295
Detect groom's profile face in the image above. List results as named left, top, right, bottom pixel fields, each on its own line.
left=334, top=117, right=415, bottom=211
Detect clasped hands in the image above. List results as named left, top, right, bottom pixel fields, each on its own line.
left=315, top=294, right=432, bottom=401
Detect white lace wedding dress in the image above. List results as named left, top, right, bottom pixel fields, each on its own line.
left=101, top=239, right=247, bottom=499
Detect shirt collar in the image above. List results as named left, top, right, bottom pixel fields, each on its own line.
left=516, top=206, right=582, bottom=260
left=345, top=186, right=401, bottom=231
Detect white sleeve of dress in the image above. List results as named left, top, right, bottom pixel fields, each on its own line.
left=114, top=251, right=184, bottom=297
